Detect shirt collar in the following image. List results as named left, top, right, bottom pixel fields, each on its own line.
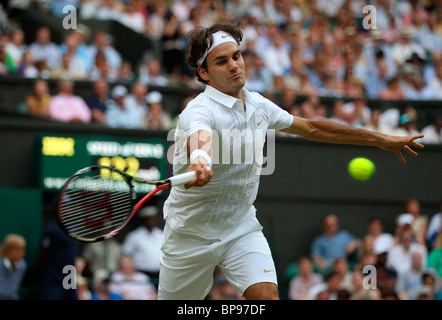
left=204, top=85, right=240, bottom=109
left=204, top=85, right=257, bottom=121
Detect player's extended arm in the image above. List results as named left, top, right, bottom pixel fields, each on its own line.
left=280, top=117, right=424, bottom=164
left=184, top=129, right=213, bottom=188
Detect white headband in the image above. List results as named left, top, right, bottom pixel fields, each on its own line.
left=197, top=31, right=238, bottom=66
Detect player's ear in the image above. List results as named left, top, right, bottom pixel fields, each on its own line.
left=197, top=66, right=209, bottom=82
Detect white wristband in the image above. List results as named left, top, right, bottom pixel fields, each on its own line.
left=190, top=149, right=212, bottom=168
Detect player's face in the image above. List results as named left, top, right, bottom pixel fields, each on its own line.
left=199, top=42, right=245, bottom=98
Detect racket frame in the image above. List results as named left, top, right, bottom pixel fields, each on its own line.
left=56, top=165, right=175, bottom=242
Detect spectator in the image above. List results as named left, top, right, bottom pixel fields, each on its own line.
left=387, top=229, right=428, bottom=275
left=59, top=27, right=91, bottom=77
left=0, top=234, right=27, bottom=300
left=124, top=81, right=149, bottom=125
left=427, top=232, right=442, bottom=279
left=426, top=201, right=442, bottom=250
left=421, top=113, right=442, bottom=145
left=366, top=217, right=394, bottom=257
left=414, top=15, right=442, bottom=58
left=393, top=212, right=415, bottom=245
left=4, top=28, right=26, bottom=73
left=48, top=80, right=92, bottom=124
left=374, top=248, right=398, bottom=296
left=349, top=269, right=382, bottom=300
left=416, top=284, right=435, bottom=300
left=85, top=78, right=110, bottom=124
left=138, top=59, right=169, bottom=86
left=105, top=85, right=145, bottom=129
left=88, top=30, right=122, bottom=73
left=146, top=1, right=168, bottom=39
left=395, top=250, right=426, bottom=300
left=391, top=27, right=426, bottom=66
left=119, top=0, right=146, bottom=34
left=25, top=79, right=51, bottom=118
left=117, top=60, right=136, bottom=84
left=404, top=198, right=428, bottom=246
left=404, top=74, right=437, bottom=100
left=355, top=235, right=376, bottom=270
left=422, top=269, right=442, bottom=300
left=332, top=257, right=354, bottom=292
left=0, top=34, right=10, bottom=75
left=342, top=94, right=371, bottom=128
left=161, top=11, right=187, bottom=79
left=37, top=219, right=78, bottom=300
left=310, top=214, right=359, bottom=273
left=28, top=26, right=61, bottom=70
left=51, top=52, right=87, bottom=80
left=17, top=50, right=38, bottom=78
left=365, top=58, right=394, bottom=99
left=306, top=270, right=341, bottom=300
left=365, top=109, right=388, bottom=134
left=144, top=91, right=173, bottom=130
left=329, top=99, right=353, bottom=126
left=387, top=113, right=421, bottom=138
left=121, top=206, right=163, bottom=287
left=261, top=29, right=291, bottom=77
left=91, top=269, right=124, bottom=300
left=109, top=255, right=157, bottom=300
left=95, top=0, right=124, bottom=21
left=89, top=49, right=119, bottom=82
left=288, top=256, right=323, bottom=300
left=426, top=61, right=442, bottom=99
left=379, top=76, right=404, bottom=100
left=81, top=237, right=122, bottom=279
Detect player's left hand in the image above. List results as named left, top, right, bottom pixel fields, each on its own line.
left=378, top=134, right=424, bottom=164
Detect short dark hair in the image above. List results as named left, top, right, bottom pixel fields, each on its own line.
left=186, top=20, right=243, bottom=84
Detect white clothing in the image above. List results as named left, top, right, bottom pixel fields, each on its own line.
left=163, top=85, right=293, bottom=240
left=421, top=125, right=442, bottom=144
left=122, top=226, right=163, bottom=273
left=373, top=233, right=395, bottom=255
left=159, top=85, right=293, bottom=299
left=158, top=218, right=277, bottom=299
left=386, top=243, right=428, bottom=274
left=109, top=271, right=157, bottom=300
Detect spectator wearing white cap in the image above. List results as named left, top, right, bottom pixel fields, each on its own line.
left=121, top=206, right=163, bottom=287
left=393, top=212, right=415, bottom=245
left=105, top=85, right=145, bottom=129
left=144, top=91, right=173, bottom=130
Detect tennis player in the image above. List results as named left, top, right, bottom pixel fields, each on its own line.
left=158, top=21, right=424, bottom=300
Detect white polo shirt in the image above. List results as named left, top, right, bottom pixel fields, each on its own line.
left=163, top=85, right=293, bottom=239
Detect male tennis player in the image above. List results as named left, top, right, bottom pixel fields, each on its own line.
left=159, top=21, right=424, bottom=300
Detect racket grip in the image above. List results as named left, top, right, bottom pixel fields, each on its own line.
left=168, top=171, right=197, bottom=187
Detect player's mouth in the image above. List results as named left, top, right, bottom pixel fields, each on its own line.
left=230, top=72, right=242, bottom=80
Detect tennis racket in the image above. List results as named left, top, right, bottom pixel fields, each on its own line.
left=56, top=165, right=196, bottom=242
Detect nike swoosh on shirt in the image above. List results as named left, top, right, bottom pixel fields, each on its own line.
left=257, top=119, right=263, bottom=126
left=263, top=269, right=274, bottom=273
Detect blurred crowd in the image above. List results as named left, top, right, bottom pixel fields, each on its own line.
left=286, top=198, right=442, bottom=300
left=0, top=0, right=441, bottom=142
left=2, top=197, right=441, bottom=300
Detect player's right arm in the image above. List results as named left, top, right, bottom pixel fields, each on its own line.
left=184, top=129, right=213, bottom=189
left=281, top=116, right=424, bottom=164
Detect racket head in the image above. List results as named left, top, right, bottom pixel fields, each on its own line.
left=56, top=165, right=136, bottom=242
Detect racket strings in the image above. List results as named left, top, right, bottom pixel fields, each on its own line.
left=58, top=170, right=133, bottom=240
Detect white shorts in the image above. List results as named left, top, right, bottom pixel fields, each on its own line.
left=158, top=218, right=278, bottom=300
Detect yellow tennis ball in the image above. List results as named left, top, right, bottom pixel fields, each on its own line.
left=348, top=157, right=375, bottom=181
